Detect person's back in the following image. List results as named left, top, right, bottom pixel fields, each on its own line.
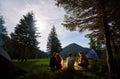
left=49, top=53, right=57, bottom=71
left=66, top=54, right=74, bottom=71
left=56, top=54, right=63, bottom=70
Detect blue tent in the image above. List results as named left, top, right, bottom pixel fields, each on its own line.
left=85, top=49, right=99, bottom=60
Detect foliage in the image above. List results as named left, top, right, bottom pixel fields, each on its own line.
left=0, top=16, right=5, bottom=47
left=47, top=26, right=62, bottom=56
left=35, top=50, right=48, bottom=58
left=10, top=12, right=40, bottom=61
left=0, top=16, right=11, bottom=53
left=55, top=0, right=103, bottom=32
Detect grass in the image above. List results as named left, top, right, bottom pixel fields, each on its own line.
left=13, top=59, right=50, bottom=72
left=12, top=58, right=108, bottom=79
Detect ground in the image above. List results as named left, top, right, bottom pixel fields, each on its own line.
left=13, top=58, right=108, bottom=79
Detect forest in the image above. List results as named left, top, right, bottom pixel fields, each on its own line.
left=0, top=0, right=120, bottom=79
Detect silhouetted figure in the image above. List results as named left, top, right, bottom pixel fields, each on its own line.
left=66, top=53, right=75, bottom=71
left=56, top=53, right=63, bottom=70
left=49, top=52, right=57, bottom=71
left=78, top=52, right=89, bottom=70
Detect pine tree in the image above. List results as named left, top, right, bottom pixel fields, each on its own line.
left=0, top=16, right=5, bottom=48
left=47, top=26, right=62, bottom=56
left=0, top=16, right=11, bottom=52
left=10, top=12, right=40, bottom=61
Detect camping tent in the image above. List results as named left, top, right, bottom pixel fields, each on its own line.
left=0, top=48, right=26, bottom=79
left=85, top=49, right=99, bottom=60
left=0, top=48, right=11, bottom=61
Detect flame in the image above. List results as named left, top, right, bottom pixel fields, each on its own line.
left=62, top=61, right=80, bottom=70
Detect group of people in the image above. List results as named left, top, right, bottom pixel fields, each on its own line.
left=49, top=51, right=89, bottom=71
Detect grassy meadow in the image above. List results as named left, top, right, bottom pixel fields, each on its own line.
left=13, top=58, right=108, bottom=79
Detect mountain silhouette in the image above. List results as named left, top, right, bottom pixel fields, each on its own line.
left=60, top=43, right=91, bottom=57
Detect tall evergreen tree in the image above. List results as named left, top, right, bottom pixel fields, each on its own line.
left=47, top=26, right=62, bottom=56
left=0, top=16, right=11, bottom=53
left=10, top=12, right=40, bottom=61
left=0, top=16, right=5, bottom=48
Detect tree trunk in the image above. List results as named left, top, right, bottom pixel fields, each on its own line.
left=99, top=0, right=114, bottom=78
left=25, top=47, right=28, bottom=61
left=103, top=17, right=114, bottom=75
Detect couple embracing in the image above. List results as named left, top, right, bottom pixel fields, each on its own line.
left=49, top=52, right=63, bottom=71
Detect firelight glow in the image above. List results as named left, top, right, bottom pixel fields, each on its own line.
left=62, top=61, right=80, bottom=70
